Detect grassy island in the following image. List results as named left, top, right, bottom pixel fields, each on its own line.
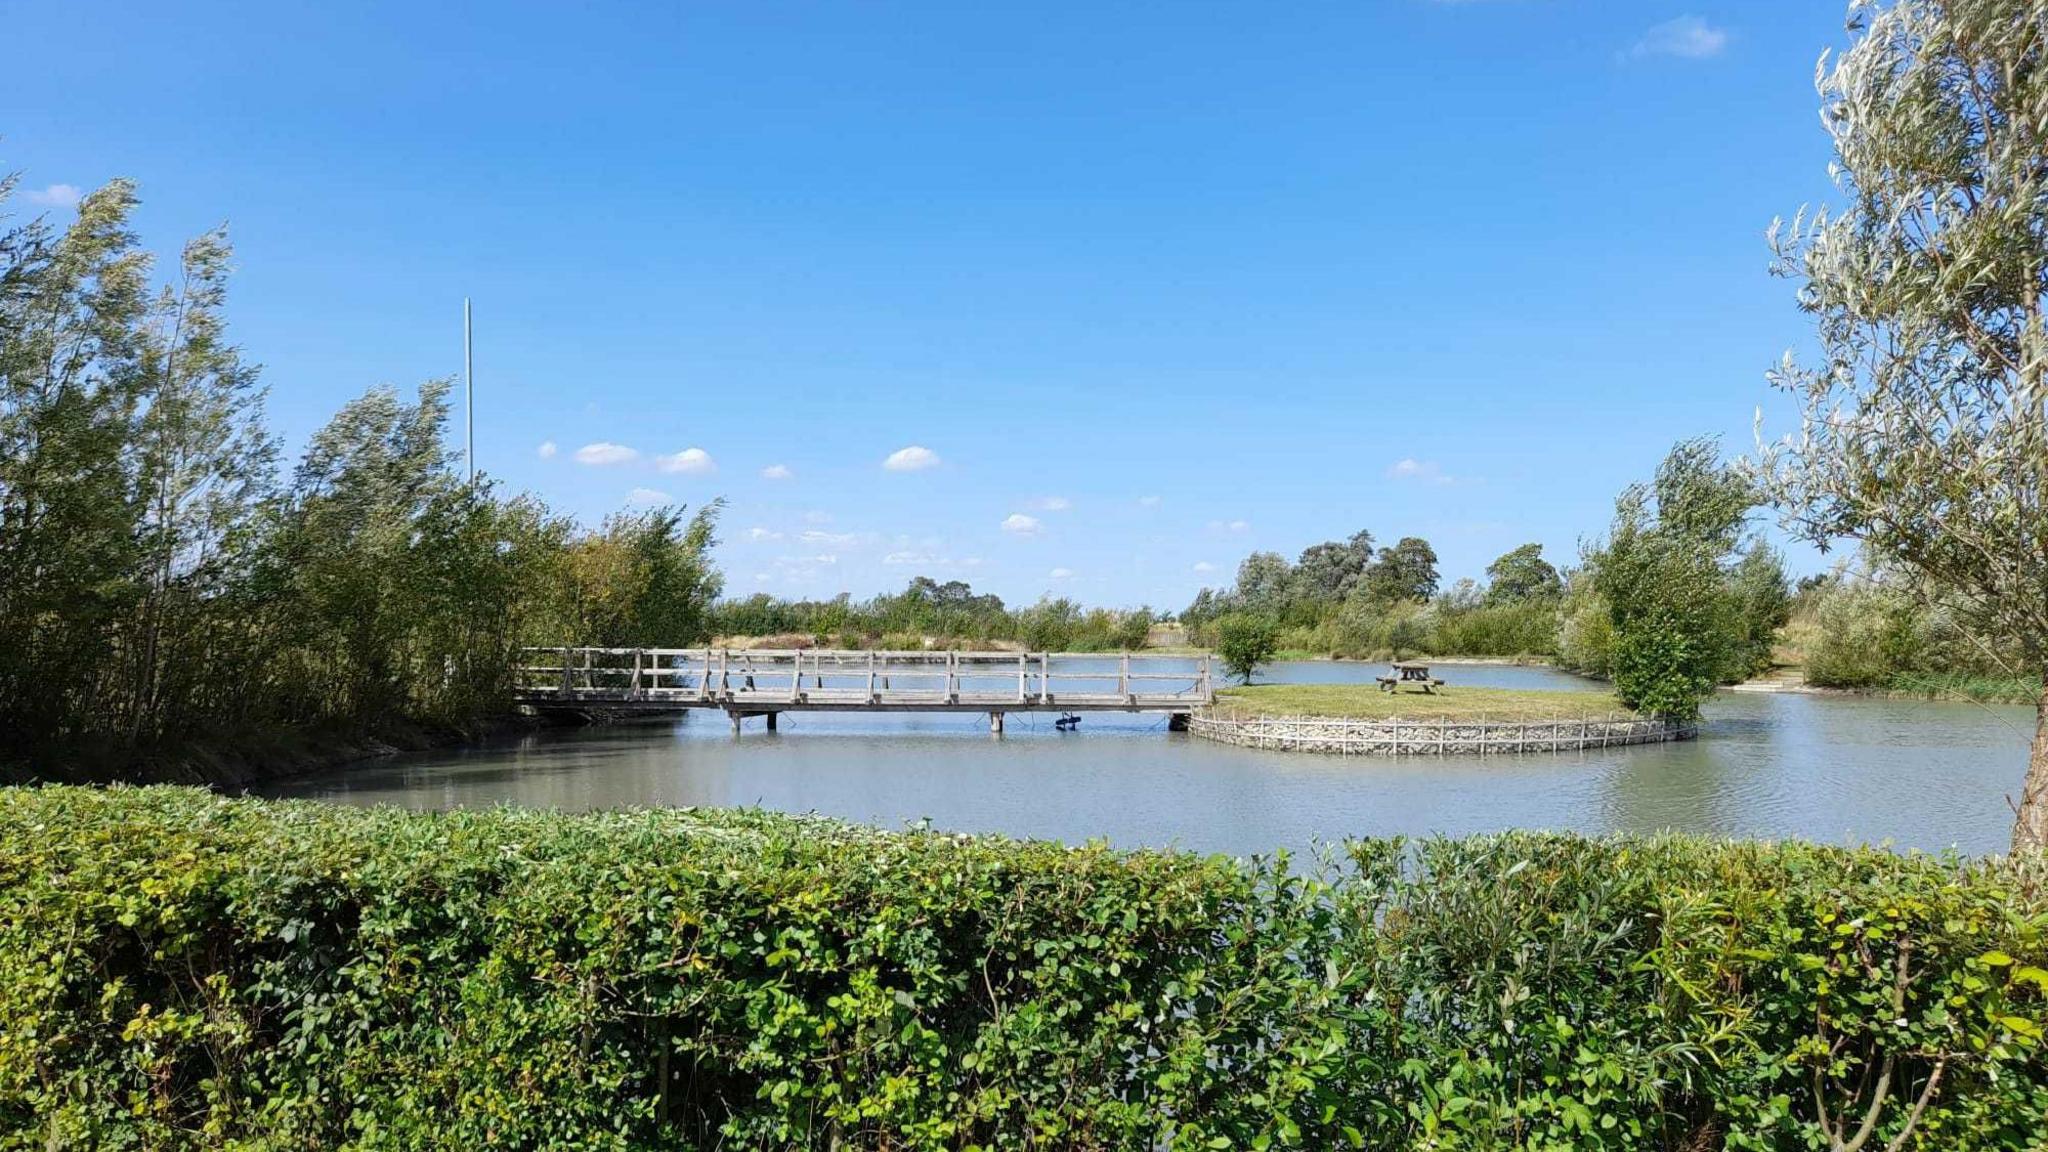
left=1215, top=682, right=1630, bottom=720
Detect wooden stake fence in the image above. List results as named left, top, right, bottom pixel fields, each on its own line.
left=1186, top=711, right=1696, bottom=756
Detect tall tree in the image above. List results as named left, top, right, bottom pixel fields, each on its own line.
left=0, top=176, right=150, bottom=746
left=1484, top=543, right=1562, bottom=604
left=125, top=227, right=275, bottom=738
left=258, top=381, right=462, bottom=721
left=1755, top=0, right=2048, bottom=849
left=1591, top=439, right=1758, bottom=720
left=1294, top=530, right=1375, bottom=602
left=1232, top=551, right=1294, bottom=614
left=1363, top=537, right=1439, bottom=604
left=1727, top=540, right=1793, bottom=681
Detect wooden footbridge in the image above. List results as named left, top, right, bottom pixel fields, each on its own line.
left=514, top=648, right=1214, bottom=733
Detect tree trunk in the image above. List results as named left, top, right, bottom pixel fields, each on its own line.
left=2014, top=672, right=2048, bottom=853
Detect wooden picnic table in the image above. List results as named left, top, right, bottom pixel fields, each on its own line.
left=1375, top=661, right=1446, bottom=694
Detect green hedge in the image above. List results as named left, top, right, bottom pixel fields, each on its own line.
left=2, top=788, right=2045, bottom=1150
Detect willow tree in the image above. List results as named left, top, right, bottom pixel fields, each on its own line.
left=1756, top=0, right=2048, bottom=849
left=0, top=176, right=150, bottom=746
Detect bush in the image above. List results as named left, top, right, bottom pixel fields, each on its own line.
left=4, top=787, right=2045, bottom=1150
left=1427, top=598, right=1560, bottom=659
left=1799, top=578, right=2025, bottom=695
left=1213, top=613, right=1279, bottom=682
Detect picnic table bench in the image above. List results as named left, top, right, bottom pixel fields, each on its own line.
left=1375, top=662, right=1446, bottom=694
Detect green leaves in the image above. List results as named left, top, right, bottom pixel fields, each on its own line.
left=1583, top=438, right=1781, bottom=720
left=2, top=787, right=2045, bottom=1149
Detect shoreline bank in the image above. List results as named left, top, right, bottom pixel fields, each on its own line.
left=0, top=713, right=541, bottom=791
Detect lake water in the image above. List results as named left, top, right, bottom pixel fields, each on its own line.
left=262, top=661, right=2037, bottom=857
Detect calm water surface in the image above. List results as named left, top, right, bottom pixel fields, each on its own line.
left=263, top=661, right=2036, bottom=856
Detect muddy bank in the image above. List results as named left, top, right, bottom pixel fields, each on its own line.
left=0, top=714, right=542, bottom=791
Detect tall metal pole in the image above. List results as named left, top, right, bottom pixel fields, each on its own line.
left=464, top=297, right=474, bottom=485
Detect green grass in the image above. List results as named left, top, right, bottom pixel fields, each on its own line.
left=1883, top=672, right=2040, bottom=705
left=1213, top=682, right=1630, bottom=720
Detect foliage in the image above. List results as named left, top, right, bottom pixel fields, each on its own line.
left=3, top=786, right=2044, bottom=1150
left=1292, top=529, right=1376, bottom=602
left=1425, top=597, right=1561, bottom=660
left=707, top=580, right=1155, bottom=652
left=1555, top=571, right=1616, bottom=678
left=1797, top=569, right=2026, bottom=696
left=1485, top=542, right=1563, bottom=604
left=1756, top=0, right=2048, bottom=847
left=550, top=505, right=725, bottom=647
left=1214, top=613, right=1278, bottom=683
left=1584, top=439, right=1785, bottom=718
left=1, top=178, right=153, bottom=745
left=0, top=173, right=723, bottom=764
left=1188, top=535, right=1561, bottom=661
left=1362, top=536, right=1440, bottom=605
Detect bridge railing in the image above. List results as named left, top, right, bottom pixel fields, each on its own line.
left=514, top=648, right=1213, bottom=707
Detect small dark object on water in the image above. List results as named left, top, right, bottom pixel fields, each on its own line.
left=1055, top=713, right=1082, bottom=730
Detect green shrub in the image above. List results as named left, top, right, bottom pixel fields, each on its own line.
left=1556, top=580, right=1615, bottom=678
left=1799, top=578, right=2027, bottom=695
left=1803, top=581, right=1915, bottom=689
left=2, top=787, right=2045, bottom=1150
left=1213, top=613, right=1279, bottom=683
left=1428, top=598, right=1560, bottom=659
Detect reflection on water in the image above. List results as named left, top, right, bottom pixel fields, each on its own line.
left=260, top=661, right=2035, bottom=857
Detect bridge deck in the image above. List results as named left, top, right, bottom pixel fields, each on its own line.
left=514, top=647, right=1213, bottom=718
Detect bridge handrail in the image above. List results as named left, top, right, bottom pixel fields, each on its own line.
left=513, top=646, right=1214, bottom=707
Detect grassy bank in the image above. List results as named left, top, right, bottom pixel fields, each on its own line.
left=1878, top=672, right=2041, bottom=705
left=0, top=714, right=534, bottom=790
left=1216, top=682, right=1627, bottom=720
left=8, top=787, right=2043, bottom=1149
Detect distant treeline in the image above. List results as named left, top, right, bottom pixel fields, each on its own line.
left=1184, top=441, right=1796, bottom=718
left=709, top=577, right=1156, bottom=652
left=1181, top=533, right=1568, bottom=661
left=0, top=177, right=721, bottom=761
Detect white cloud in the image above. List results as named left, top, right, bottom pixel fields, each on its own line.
left=883, top=445, right=941, bottom=472
left=625, top=487, right=671, bottom=506
left=1629, top=15, right=1729, bottom=60
left=537, top=440, right=558, bottom=459
left=961, top=557, right=986, bottom=568
left=1137, top=495, right=1162, bottom=508
left=26, top=183, right=82, bottom=208
left=1207, top=519, right=1251, bottom=533
left=1048, top=567, right=1075, bottom=580
left=745, top=527, right=783, bottom=542
left=1001, top=513, right=1042, bottom=536
left=761, top=463, right=793, bottom=480
left=802, top=510, right=833, bottom=524
left=575, top=441, right=638, bottom=466
left=1387, top=458, right=1455, bottom=485
left=656, top=447, right=716, bottom=474
left=884, top=550, right=938, bottom=566
left=1028, top=496, right=1072, bottom=512
left=801, top=530, right=862, bottom=547
left=1193, top=561, right=1217, bottom=573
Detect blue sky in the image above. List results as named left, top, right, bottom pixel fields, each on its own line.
left=4, top=2, right=1853, bottom=609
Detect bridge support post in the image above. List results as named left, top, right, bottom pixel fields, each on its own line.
left=765, top=711, right=778, bottom=732
left=990, top=711, right=1004, bottom=735
left=728, top=709, right=741, bottom=736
